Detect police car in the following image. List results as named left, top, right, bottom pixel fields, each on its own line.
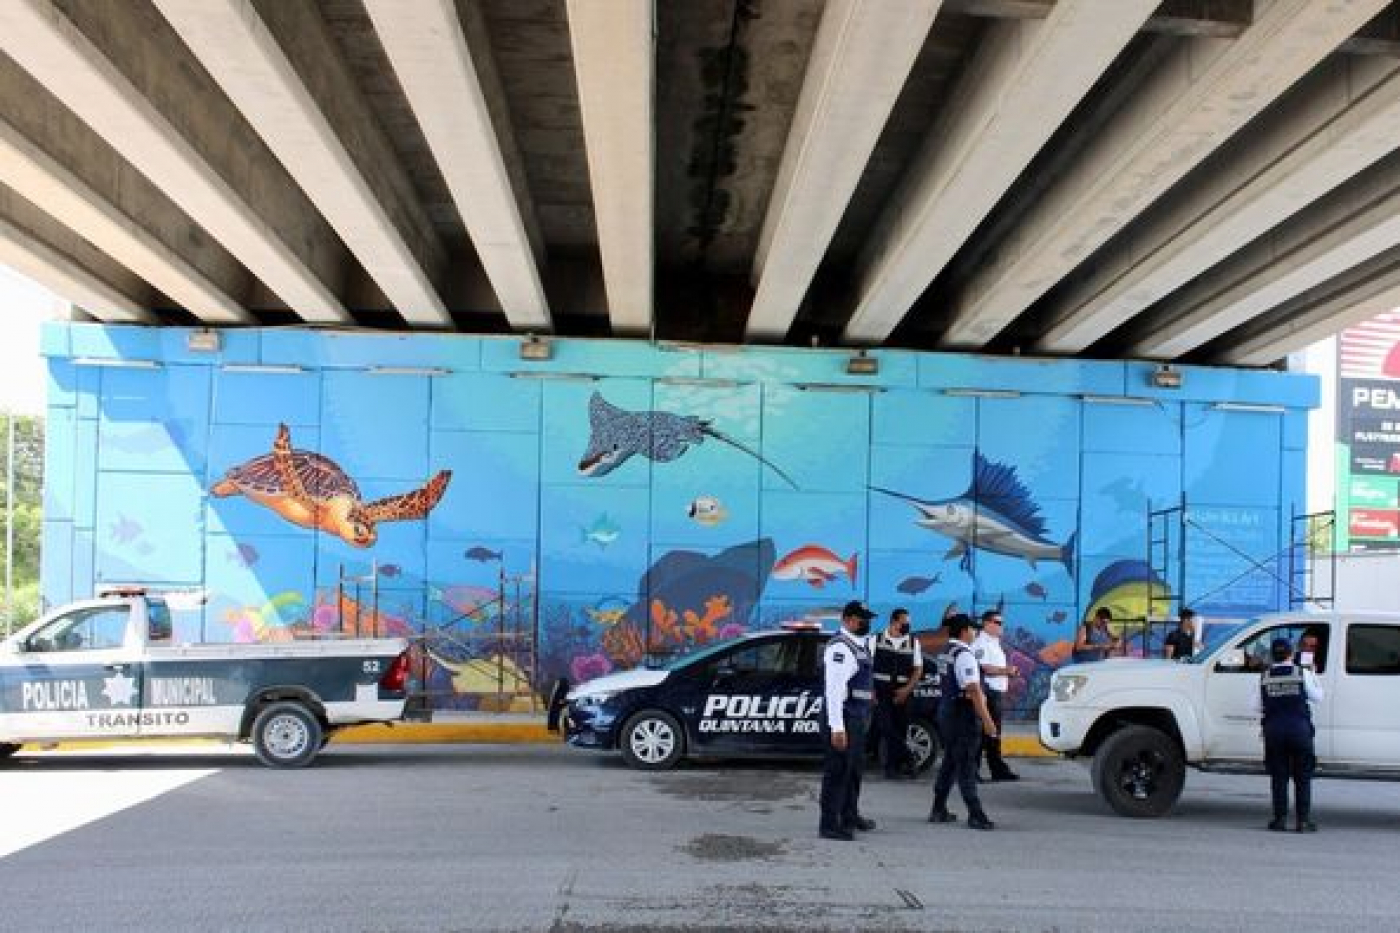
left=555, top=623, right=941, bottom=771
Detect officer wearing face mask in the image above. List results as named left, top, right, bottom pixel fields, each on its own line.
left=818, top=600, right=878, bottom=841
left=869, top=608, right=924, bottom=779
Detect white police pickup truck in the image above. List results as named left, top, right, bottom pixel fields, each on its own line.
left=0, top=588, right=411, bottom=768
left=1040, top=611, right=1400, bottom=817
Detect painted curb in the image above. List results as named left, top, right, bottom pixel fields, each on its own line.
left=21, top=725, right=1057, bottom=757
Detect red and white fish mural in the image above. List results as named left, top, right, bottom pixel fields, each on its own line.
left=771, top=545, right=858, bottom=589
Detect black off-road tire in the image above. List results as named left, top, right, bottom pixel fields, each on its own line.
left=251, top=701, right=324, bottom=769
left=618, top=710, right=685, bottom=770
left=1091, top=725, right=1185, bottom=818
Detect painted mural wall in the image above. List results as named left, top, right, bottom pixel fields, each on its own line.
left=39, top=324, right=1317, bottom=716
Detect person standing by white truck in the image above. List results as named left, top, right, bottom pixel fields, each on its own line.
left=1041, top=611, right=1400, bottom=818
left=0, top=587, right=412, bottom=767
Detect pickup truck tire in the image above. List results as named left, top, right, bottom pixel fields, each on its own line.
left=619, top=710, right=685, bottom=770
left=0, top=742, right=19, bottom=759
left=251, top=702, right=324, bottom=769
left=1091, top=725, right=1185, bottom=818
left=906, top=718, right=939, bottom=774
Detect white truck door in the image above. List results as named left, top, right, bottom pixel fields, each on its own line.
left=0, top=602, right=142, bottom=740
left=1202, top=622, right=1332, bottom=762
left=1328, top=622, right=1400, bottom=765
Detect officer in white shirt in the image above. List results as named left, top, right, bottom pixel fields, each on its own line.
left=971, top=610, right=1020, bottom=782
left=818, top=601, right=878, bottom=841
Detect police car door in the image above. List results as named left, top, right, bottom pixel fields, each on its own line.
left=0, top=601, right=142, bottom=740
left=693, top=636, right=821, bottom=754
left=1203, top=622, right=1331, bottom=762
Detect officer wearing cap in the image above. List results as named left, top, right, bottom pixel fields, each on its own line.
left=929, top=613, right=999, bottom=831
left=1252, top=636, right=1324, bottom=832
left=819, top=600, right=878, bottom=841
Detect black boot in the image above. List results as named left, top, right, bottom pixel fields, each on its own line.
left=928, top=799, right=957, bottom=823
left=1267, top=816, right=1288, bottom=832
left=967, top=811, right=995, bottom=831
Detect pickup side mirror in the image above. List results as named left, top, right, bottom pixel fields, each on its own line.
left=1216, top=648, right=1246, bottom=671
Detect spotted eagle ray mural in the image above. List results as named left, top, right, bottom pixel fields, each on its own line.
left=578, top=391, right=799, bottom=489
left=872, top=451, right=1077, bottom=575
left=211, top=423, right=452, bottom=547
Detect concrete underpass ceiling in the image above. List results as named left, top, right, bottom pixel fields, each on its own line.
left=3, top=0, right=1400, bottom=366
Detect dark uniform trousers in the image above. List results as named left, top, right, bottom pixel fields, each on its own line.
left=932, top=703, right=984, bottom=815
left=981, top=689, right=1012, bottom=778
left=820, top=712, right=869, bottom=832
left=874, top=689, right=911, bottom=775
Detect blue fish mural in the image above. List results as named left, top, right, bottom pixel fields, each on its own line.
left=578, top=392, right=798, bottom=489
left=873, top=452, right=1077, bottom=574
left=580, top=513, right=622, bottom=548
left=897, top=573, right=940, bottom=595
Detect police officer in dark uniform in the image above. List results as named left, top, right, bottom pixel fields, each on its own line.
left=928, top=613, right=998, bottom=831
left=818, top=600, right=878, bottom=841
left=869, top=607, right=923, bottom=779
left=1253, top=636, right=1324, bottom=833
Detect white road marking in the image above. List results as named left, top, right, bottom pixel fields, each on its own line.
left=0, top=757, right=218, bottom=858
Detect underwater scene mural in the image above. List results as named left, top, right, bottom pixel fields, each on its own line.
left=40, top=325, right=1317, bottom=717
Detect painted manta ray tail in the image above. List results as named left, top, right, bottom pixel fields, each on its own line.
left=699, top=424, right=799, bottom=490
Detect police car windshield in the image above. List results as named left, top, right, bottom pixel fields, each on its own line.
left=657, top=635, right=749, bottom=671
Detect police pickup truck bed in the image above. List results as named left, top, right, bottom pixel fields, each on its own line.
left=1039, top=611, right=1400, bottom=817
left=0, top=589, right=411, bottom=768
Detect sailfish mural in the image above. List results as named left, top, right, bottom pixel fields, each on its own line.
left=577, top=392, right=799, bottom=489
left=873, top=452, right=1076, bottom=574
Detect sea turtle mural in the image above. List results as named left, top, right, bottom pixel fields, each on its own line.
left=212, top=423, right=451, bottom=547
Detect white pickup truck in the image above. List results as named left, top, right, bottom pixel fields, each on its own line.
left=1040, top=611, right=1400, bottom=816
left=0, top=588, right=411, bottom=767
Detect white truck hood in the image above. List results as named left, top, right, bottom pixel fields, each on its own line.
left=568, top=667, right=670, bottom=699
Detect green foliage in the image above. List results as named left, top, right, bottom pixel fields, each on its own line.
left=1, top=413, right=43, bottom=630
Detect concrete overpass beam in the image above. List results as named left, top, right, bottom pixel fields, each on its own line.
left=944, top=0, right=1389, bottom=350
left=1042, top=55, right=1400, bottom=355
left=0, top=114, right=252, bottom=325
left=1220, top=245, right=1400, bottom=366
left=1130, top=156, right=1400, bottom=359
left=745, top=0, right=940, bottom=342
left=841, top=0, right=1155, bottom=344
left=154, top=0, right=450, bottom=328
left=0, top=0, right=348, bottom=323
left=566, top=0, right=654, bottom=337
left=0, top=195, right=151, bottom=323
left=366, top=0, right=550, bottom=331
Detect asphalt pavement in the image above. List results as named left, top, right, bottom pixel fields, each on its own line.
left=3, top=743, right=1399, bottom=932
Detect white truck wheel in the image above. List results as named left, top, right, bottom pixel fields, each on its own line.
left=251, top=701, right=324, bottom=768
left=1091, top=725, right=1185, bottom=818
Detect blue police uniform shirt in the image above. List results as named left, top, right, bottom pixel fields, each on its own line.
left=1254, top=662, right=1323, bottom=734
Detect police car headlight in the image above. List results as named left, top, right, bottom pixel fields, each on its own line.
left=572, top=691, right=615, bottom=706
left=1052, top=674, right=1088, bottom=703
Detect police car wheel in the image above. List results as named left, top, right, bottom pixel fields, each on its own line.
left=0, top=742, right=19, bottom=759
left=906, top=719, right=938, bottom=773
left=1091, top=725, right=1184, bottom=818
left=251, top=701, right=324, bottom=768
left=619, top=710, right=685, bottom=770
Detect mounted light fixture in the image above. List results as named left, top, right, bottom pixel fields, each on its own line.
left=368, top=366, right=450, bottom=376
left=1212, top=402, right=1285, bottom=414
left=186, top=328, right=221, bottom=352
left=221, top=363, right=304, bottom=375
left=1150, top=363, right=1182, bottom=389
left=518, top=334, right=553, bottom=361
left=71, top=357, right=160, bottom=369
left=846, top=349, right=878, bottom=375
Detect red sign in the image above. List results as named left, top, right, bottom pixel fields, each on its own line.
left=1349, top=508, right=1400, bottom=539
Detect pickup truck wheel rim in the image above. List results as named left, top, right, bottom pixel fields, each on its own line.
left=265, top=713, right=310, bottom=759
left=630, top=719, right=675, bottom=764
left=1122, top=749, right=1165, bottom=799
